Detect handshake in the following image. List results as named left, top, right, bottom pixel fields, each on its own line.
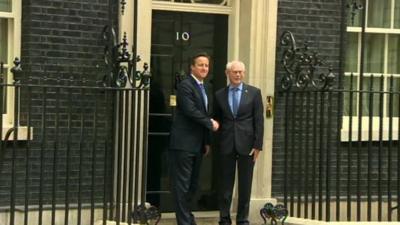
left=211, top=119, right=219, bottom=131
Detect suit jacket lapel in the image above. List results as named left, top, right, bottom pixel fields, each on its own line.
left=222, top=87, right=234, bottom=119
left=236, top=83, right=247, bottom=117
left=189, top=75, right=207, bottom=112
left=222, top=86, right=233, bottom=118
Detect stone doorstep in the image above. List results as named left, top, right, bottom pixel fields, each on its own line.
left=159, top=211, right=220, bottom=225
left=102, top=211, right=221, bottom=225
left=155, top=211, right=291, bottom=225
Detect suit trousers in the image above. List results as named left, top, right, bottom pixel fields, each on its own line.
left=169, top=150, right=203, bottom=225
left=219, top=151, right=255, bottom=225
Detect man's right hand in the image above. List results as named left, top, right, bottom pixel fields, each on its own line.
left=211, top=119, right=219, bottom=131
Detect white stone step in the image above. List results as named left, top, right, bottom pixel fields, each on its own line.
left=158, top=211, right=220, bottom=225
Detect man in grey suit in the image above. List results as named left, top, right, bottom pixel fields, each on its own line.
left=169, top=52, right=219, bottom=225
left=214, top=60, right=264, bottom=225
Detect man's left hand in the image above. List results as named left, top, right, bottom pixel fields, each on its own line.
left=204, top=145, right=211, bottom=156
left=249, top=148, right=260, bottom=162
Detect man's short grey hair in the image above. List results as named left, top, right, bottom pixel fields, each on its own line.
left=226, top=60, right=246, bottom=71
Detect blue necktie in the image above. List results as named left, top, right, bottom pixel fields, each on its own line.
left=232, top=87, right=239, bottom=117
left=199, top=83, right=208, bottom=110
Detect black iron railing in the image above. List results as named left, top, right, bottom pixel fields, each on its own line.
left=276, top=31, right=400, bottom=222
left=0, top=59, right=153, bottom=225
left=279, top=81, right=400, bottom=222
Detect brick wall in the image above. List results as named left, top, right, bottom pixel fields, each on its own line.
left=272, top=0, right=343, bottom=197
left=21, top=0, right=113, bottom=77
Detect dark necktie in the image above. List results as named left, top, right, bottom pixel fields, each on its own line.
left=232, top=87, right=239, bottom=117
left=199, top=83, right=208, bottom=110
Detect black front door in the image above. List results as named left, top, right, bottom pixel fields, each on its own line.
left=147, top=10, right=228, bottom=212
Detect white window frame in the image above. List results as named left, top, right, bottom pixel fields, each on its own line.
left=341, top=0, right=400, bottom=141
left=0, top=0, right=30, bottom=140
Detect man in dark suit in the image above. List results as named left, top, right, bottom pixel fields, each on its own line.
left=214, top=60, right=264, bottom=225
left=169, top=52, right=219, bottom=225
